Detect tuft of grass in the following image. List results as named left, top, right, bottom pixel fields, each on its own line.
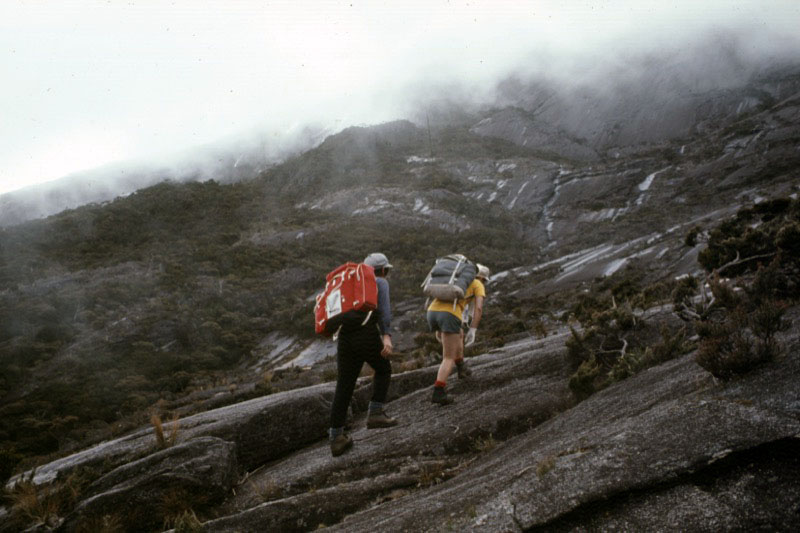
left=171, top=510, right=204, bottom=533
left=470, top=433, right=497, bottom=454
left=151, top=414, right=166, bottom=449
left=6, top=468, right=95, bottom=530
left=160, top=487, right=206, bottom=531
left=417, top=462, right=447, bottom=488
left=252, top=479, right=282, bottom=502
left=536, top=455, right=557, bottom=477
left=8, top=475, right=60, bottom=527
left=321, top=368, right=338, bottom=382
left=151, top=413, right=180, bottom=450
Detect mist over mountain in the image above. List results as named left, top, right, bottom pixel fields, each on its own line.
left=1, top=30, right=800, bottom=531
left=3, top=31, right=799, bottom=227
left=0, top=124, right=331, bottom=227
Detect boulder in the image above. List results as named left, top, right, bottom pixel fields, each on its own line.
left=8, top=382, right=337, bottom=489
left=61, top=436, right=236, bottom=533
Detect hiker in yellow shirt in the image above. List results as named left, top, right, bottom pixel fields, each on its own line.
left=427, top=264, right=490, bottom=405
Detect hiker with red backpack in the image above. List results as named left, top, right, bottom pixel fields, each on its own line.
left=321, top=253, right=398, bottom=457
left=423, top=256, right=490, bottom=405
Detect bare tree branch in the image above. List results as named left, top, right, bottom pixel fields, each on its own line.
left=715, top=251, right=776, bottom=275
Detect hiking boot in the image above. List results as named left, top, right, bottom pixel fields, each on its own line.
left=431, top=386, right=454, bottom=405
left=456, top=360, right=472, bottom=379
left=366, top=409, right=398, bottom=429
left=330, top=434, right=353, bottom=457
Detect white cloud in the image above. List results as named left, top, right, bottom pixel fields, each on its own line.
left=1, top=0, right=798, bottom=194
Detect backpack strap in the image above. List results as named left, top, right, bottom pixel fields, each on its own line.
left=420, top=270, right=432, bottom=288
left=360, top=310, right=373, bottom=326
left=447, top=256, right=465, bottom=285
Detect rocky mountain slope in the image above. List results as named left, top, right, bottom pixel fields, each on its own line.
left=1, top=60, right=799, bottom=531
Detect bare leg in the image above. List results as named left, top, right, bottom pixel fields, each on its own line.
left=436, top=332, right=461, bottom=383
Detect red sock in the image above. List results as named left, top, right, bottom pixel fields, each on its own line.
left=434, top=380, right=447, bottom=389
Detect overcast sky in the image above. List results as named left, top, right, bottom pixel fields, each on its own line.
left=1, top=0, right=799, bottom=195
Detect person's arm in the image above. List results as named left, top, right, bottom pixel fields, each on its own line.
left=465, top=279, right=486, bottom=347
left=470, top=296, right=484, bottom=329
left=381, top=334, right=393, bottom=357
left=376, top=277, right=393, bottom=357
left=464, top=296, right=483, bottom=346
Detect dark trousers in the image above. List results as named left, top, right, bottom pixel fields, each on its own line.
left=329, top=325, right=392, bottom=429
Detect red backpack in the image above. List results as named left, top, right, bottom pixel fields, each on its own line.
left=314, top=262, right=378, bottom=337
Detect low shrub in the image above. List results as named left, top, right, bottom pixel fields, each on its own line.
left=696, top=320, right=765, bottom=379
left=684, top=226, right=701, bottom=247
left=694, top=297, right=790, bottom=379
left=568, top=356, right=604, bottom=401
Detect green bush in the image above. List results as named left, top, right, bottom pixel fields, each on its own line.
left=698, top=197, right=799, bottom=274
left=565, top=326, right=594, bottom=371
left=695, top=299, right=789, bottom=379
left=608, top=349, right=643, bottom=382
left=568, top=356, right=605, bottom=400
left=684, top=226, right=701, bottom=247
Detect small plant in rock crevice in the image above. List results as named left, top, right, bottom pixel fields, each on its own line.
left=536, top=455, right=557, bottom=477
left=169, top=509, right=204, bottom=533
left=417, top=462, right=447, bottom=488
left=5, top=468, right=94, bottom=531
left=252, top=479, right=282, bottom=503
left=7, top=476, right=60, bottom=528
left=470, top=433, right=497, bottom=454
left=160, top=487, right=209, bottom=531
left=151, top=413, right=180, bottom=450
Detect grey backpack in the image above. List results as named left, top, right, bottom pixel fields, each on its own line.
left=421, top=254, right=477, bottom=302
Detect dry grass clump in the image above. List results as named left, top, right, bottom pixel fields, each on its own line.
left=5, top=468, right=94, bottom=531
left=151, top=413, right=180, bottom=450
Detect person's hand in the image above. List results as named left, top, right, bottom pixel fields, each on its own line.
left=464, top=327, right=477, bottom=347
left=381, top=335, right=393, bottom=358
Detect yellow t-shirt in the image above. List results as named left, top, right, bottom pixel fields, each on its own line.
left=427, top=278, right=486, bottom=321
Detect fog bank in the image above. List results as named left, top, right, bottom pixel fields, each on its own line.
left=1, top=0, right=798, bottom=194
